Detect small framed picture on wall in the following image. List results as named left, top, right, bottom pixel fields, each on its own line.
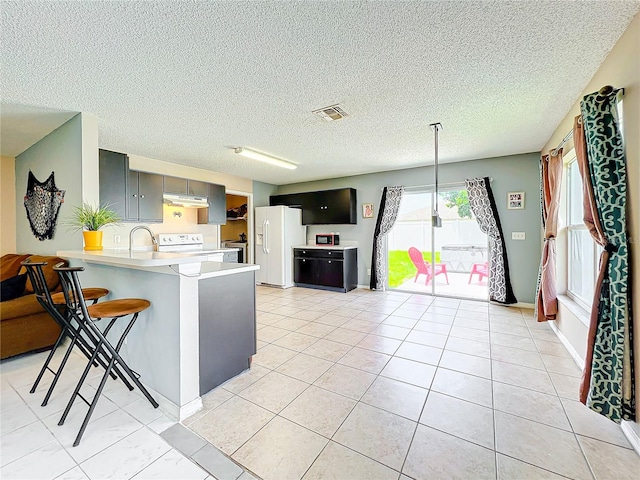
left=507, top=192, right=525, bottom=210
left=362, top=203, right=374, bottom=218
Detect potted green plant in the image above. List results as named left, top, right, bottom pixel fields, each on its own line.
left=68, top=202, right=120, bottom=250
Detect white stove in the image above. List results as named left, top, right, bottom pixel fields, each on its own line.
left=156, top=233, right=223, bottom=260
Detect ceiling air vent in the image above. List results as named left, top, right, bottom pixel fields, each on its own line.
left=312, top=104, right=349, bottom=122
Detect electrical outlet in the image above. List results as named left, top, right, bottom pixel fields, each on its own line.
left=512, top=232, right=526, bottom=240
left=113, top=234, right=121, bottom=244
left=367, top=268, right=371, bottom=276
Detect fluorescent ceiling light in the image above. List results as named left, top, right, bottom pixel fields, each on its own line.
left=234, top=147, right=297, bottom=170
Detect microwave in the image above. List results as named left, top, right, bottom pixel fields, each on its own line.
left=316, top=233, right=340, bottom=246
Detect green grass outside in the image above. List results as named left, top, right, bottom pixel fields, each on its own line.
left=388, top=250, right=441, bottom=288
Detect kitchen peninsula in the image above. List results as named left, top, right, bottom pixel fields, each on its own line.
left=57, top=249, right=259, bottom=421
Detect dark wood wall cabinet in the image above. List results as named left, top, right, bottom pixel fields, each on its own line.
left=99, top=149, right=163, bottom=223
left=270, top=188, right=357, bottom=225
left=294, top=248, right=358, bottom=293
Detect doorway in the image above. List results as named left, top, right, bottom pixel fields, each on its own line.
left=387, top=186, right=488, bottom=300
left=220, top=191, right=252, bottom=263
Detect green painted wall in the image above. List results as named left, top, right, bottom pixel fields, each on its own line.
left=277, top=153, right=542, bottom=304
left=15, top=114, right=84, bottom=255
left=252, top=180, right=278, bottom=208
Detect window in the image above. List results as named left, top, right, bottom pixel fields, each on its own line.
left=566, top=158, right=599, bottom=308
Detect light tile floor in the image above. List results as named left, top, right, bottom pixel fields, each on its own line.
left=3, top=286, right=639, bottom=480
left=185, top=286, right=640, bottom=480
left=0, top=335, right=254, bottom=479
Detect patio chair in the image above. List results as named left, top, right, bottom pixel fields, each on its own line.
left=468, top=262, right=488, bottom=284
left=408, top=247, right=449, bottom=285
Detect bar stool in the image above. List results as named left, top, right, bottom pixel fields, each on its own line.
left=53, top=264, right=159, bottom=447
left=21, top=260, right=115, bottom=407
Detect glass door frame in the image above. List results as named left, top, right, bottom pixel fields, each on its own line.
left=387, top=184, right=490, bottom=302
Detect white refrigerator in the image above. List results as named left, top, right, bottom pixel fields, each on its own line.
left=255, top=206, right=306, bottom=288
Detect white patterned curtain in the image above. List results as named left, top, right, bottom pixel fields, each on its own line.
left=370, top=186, right=404, bottom=290
left=465, top=177, right=517, bottom=304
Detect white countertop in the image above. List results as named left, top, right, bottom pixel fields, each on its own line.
left=57, top=249, right=259, bottom=278
left=58, top=249, right=208, bottom=267
left=293, top=244, right=358, bottom=251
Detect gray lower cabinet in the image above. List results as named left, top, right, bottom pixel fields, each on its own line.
left=198, top=271, right=256, bottom=394
left=222, top=250, right=238, bottom=263
left=294, top=248, right=358, bottom=292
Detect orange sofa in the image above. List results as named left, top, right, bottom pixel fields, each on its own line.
left=0, top=254, right=66, bottom=360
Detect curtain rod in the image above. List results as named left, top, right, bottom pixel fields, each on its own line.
left=550, top=85, right=624, bottom=155
left=551, top=128, right=575, bottom=155
left=383, top=178, right=493, bottom=192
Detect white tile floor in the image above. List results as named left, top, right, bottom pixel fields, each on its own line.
left=2, top=286, right=639, bottom=480
left=0, top=340, right=213, bottom=479
left=186, top=286, right=640, bottom=480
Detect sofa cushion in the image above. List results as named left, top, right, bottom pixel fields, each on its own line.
left=1, top=274, right=28, bottom=302
left=20, top=255, right=67, bottom=294
left=0, top=293, right=47, bottom=320
left=0, top=254, right=31, bottom=281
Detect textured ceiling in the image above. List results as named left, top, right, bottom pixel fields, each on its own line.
left=2, top=1, right=638, bottom=185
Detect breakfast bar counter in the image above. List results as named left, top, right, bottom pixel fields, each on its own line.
left=57, top=250, right=259, bottom=421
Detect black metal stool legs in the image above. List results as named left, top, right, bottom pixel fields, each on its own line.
left=53, top=265, right=158, bottom=447
left=21, top=261, right=130, bottom=406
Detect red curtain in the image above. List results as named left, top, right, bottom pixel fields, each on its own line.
left=536, top=150, right=563, bottom=321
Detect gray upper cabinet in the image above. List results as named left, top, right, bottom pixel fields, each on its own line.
left=198, top=183, right=226, bottom=224
left=135, top=171, right=164, bottom=222
left=99, top=149, right=128, bottom=220
left=164, top=176, right=209, bottom=197
left=100, top=149, right=223, bottom=224
left=99, top=149, right=163, bottom=223
left=188, top=180, right=209, bottom=197
left=163, top=176, right=188, bottom=194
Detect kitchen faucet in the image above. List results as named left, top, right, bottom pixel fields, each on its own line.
left=129, top=226, right=158, bottom=251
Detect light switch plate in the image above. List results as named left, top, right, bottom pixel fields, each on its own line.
left=512, top=232, right=526, bottom=240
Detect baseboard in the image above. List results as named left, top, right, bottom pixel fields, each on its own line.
left=547, top=320, right=584, bottom=367
left=514, top=302, right=535, bottom=309
left=141, top=383, right=203, bottom=423
left=548, top=319, right=640, bottom=457
left=621, top=421, right=640, bottom=456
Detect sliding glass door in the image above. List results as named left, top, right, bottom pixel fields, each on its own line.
left=387, top=186, right=488, bottom=300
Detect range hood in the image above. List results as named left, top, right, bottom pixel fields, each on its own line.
left=163, top=193, right=209, bottom=208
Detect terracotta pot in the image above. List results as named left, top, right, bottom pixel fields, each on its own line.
left=83, top=230, right=103, bottom=251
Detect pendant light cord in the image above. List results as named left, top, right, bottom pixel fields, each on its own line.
left=429, top=122, right=443, bottom=227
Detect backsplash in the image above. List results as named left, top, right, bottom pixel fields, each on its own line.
left=103, top=205, right=219, bottom=248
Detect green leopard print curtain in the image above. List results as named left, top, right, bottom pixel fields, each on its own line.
left=578, top=86, right=635, bottom=423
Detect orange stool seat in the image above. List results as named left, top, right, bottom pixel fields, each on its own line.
left=51, top=287, right=109, bottom=305
left=88, top=299, right=151, bottom=319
